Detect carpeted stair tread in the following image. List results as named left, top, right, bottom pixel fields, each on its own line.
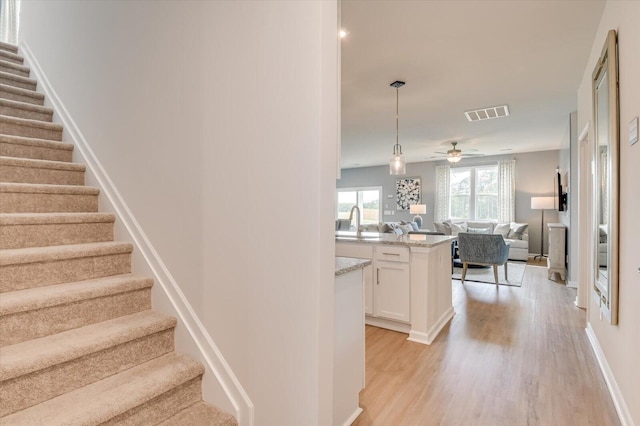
left=0, top=83, right=44, bottom=105
left=158, top=401, right=238, bottom=426
left=0, top=211, right=114, bottom=225
left=0, top=41, right=19, bottom=54
left=0, top=114, right=62, bottom=132
left=0, top=273, right=151, bottom=317
left=0, top=60, right=30, bottom=78
left=0, top=309, right=174, bottom=381
left=0, top=70, right=37, bottom=91
left=0, top=49, right=23, bottom=65
left=0, top=155, right=84, bottom=172
left=0, top=155, right=85, bottom=185
left=0, top=134, right=73, bottom=152
left=0, top=98, right=53, bottom=121
left=0, top=352, right=203, bottom=425
left=0, top=181, right=99, bottom=195
left=0, top=241, right=133, bottom=266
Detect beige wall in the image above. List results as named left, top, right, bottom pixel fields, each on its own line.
left=18, top=1, right=338, bottom=424
left=577, top=1, right=640, bottom=424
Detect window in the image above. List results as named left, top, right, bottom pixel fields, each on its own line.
left=450, top=166, right=498, bottom=221
left=336, top=187, right=382, bottom=225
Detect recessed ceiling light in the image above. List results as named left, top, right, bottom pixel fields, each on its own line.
left=340, top=29, right=349, bottom=39
left=465, top=105, right=510, bottom=122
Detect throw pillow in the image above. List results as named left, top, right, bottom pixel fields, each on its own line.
left=398, top=224, right=414, bottom=235
left=468, top=227, right=492, bottom=234
left=450, top=222, right=468, bottom=236
left=409, top=221, right=419, bottom=231
left=494, top=223, right=510, bottom=238
left=433, top=222, right=451, bottom=235
left=380, top=222, right=398, bottom=233
left=507, top=222, right=528, bottom=240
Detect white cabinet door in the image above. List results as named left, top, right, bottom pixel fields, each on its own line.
left=374, top=260, right=410, bottom=323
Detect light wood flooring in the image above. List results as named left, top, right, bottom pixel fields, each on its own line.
left=353, top=265, right=620, bottom=426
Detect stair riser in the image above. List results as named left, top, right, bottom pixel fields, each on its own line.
left=0, top=76, right=36, bottom=91
left=0, top=192, right=98, bottom=213
left=0, top=121, right=62, bottom=141
left=0, top=253, right=131, bottom=292
left=0, top=221, right=114, bottom=249
left=0, top=51, right=23, bottom=65
left=0, top=288, right=151, bottom=346
left=0, top=42, right=19, bottom=54
left=0, top=104, right=52, bottom=121
left=0, top=88, right=44, bottom=106
left=0, top=64, right=29, bottom=78
left=0, top=141, right=73, bottom=162
left=0, top=329, right=174, bottom=417
left=0, top=164, right=84, bottom=186
left=102, top=377, right=203, bottom=426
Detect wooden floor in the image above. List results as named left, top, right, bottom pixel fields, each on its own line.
left=353, top=265, right=620, bottom=426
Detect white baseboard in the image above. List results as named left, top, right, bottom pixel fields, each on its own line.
left=585, top=323, right=633, bottom=426
left=20, top=41, right=254, bottom=425
left=567, top=280, right=578, bottom=288
left=343, top=407, right=363, bottom=426
left=408, top=306, right=455, bottom=345
left=365, top=316, right=411, bottom=334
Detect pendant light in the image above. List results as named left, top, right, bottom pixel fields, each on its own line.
left=389, top=81, right=406, bottom=175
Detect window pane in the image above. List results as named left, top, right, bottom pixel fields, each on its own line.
left=451, top=170, right=471, bottom=195
left=476, top=195, right=498, bottom=220
left=360, top=190, right=380, bottom=224
left=451, top=195, right=470, bottom=220
left=337, top=191, right=356, bottom=219
left=476, top=167, right=498, bottom=194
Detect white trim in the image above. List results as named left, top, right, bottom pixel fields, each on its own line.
left=365, top=315, right=411, bottom=334
left=585, top=323, right=632, bottom=426
left=567, top=280, right=578, bottom=288
left=342, top=407, right=363, bottom=426
left=408, top=306, right=455, bottom=345
left=20, top=41, right=254, bottom=425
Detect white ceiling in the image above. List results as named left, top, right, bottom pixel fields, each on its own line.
left=340, top=0, right=606, bottom=169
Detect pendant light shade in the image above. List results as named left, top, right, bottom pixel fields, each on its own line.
left=389, top=81, right=406, bottom=175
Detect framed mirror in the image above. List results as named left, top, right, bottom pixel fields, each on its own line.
left=592, top=30, right=619, bottom=325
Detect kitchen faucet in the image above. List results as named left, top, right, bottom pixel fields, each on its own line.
left=349, top=205, right=362, bottom=237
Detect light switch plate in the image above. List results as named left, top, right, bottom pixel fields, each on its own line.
left=630, top=116, right=639, bottom=145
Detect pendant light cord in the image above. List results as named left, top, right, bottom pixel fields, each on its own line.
left=394, top=87, right=401, bottom=155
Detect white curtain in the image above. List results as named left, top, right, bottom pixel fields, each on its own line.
left=434, top=165, right=450, bottom=222
left=0, top=0, right=20, bottom=45
left=497, top=159, right=516, bottom=223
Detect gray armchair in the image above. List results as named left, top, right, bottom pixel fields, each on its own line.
left=457, top=233, right=510, bottom=285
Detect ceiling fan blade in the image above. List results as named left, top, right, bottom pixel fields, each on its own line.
left=465, top=148, right=479, bottom=152
left=463, top=153, right=485, bottom=157
left=434, top=151, right=448, bottom=155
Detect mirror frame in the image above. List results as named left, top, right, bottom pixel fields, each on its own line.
left=591, top=30, right=619, bottom=325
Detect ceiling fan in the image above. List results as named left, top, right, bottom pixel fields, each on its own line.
left=431, top=141, right=484, bottom=163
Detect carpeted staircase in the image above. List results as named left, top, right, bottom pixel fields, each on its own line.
left=0, top=40, right=237, bottom=425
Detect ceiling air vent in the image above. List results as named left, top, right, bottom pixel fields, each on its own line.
left=464, top=105, right=510, bottom=122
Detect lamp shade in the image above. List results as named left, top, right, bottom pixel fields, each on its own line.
left=531, top=196, right=555, bottom=210
left=410, top=204, right=427, bottom=214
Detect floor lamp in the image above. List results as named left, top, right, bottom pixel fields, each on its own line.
left=530, top=196, right=555, bottom=260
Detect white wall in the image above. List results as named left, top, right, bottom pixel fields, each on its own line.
left=18, top=1, right=338, bottom=425
left=577, top=1, right=640, bottom=424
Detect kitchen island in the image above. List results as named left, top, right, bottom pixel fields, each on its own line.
left=334, top=256, right=370, bottom=426
left=335, top=232, right=456, bottom=345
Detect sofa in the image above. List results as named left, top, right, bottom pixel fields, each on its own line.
left=433, top=220, right=529, bottom=261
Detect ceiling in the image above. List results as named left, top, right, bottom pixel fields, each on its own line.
left=340, top=0, right=606, bottom=169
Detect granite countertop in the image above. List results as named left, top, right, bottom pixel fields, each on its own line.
left=335, top=231, right=456, bottom=248
left=335, top=257, right=372, bottom=276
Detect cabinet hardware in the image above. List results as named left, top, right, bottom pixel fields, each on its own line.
left=382, top=252, right=400, bottom=256
left=376, top=268, right=380, bottom=285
